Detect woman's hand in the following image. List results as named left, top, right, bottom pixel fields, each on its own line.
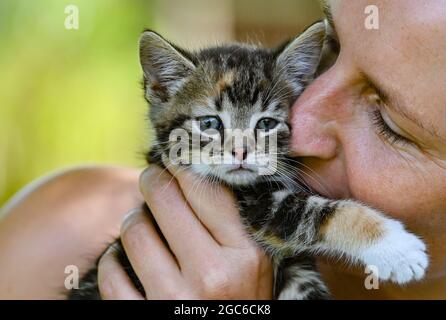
left=97, top=165, right=273, bottom=300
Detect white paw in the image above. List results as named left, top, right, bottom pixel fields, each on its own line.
left=359, top=219, right=429, bottom=285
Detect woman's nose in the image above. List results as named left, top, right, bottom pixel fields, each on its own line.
left=289, top=68, right=346, bottom=160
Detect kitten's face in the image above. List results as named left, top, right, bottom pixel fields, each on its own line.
left=140, top=23, right=325, bottom=186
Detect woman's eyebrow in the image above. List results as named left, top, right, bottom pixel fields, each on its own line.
left=364, top=73, right=443, bottom=140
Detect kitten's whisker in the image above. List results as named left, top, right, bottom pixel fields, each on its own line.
left=267, top=86, right=294, bottom=103
left=158, top=162, right=189, bottom=195
left=273, top=170, right=304, bottom=193
left=274, top=156, right=332, bottom=196
left=274, top=163, right=316, bottom=195
left=263, top=63, right=289, bottom=104
left=276, top=162, right=321, bottom=196
left=294, top=161, right=333, bottom=196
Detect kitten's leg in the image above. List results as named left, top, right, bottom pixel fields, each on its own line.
left=274, top=256, right=330, bottom=300
left=252, top=193, right=429, bottom=285
left=314, top=198, right=428, bottom=284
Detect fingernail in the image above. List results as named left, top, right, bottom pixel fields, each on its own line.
left=121, top=208, right=140, bottom=230
left=139, top=166, right=171, bottom=193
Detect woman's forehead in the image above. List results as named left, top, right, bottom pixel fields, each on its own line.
left=326, top=0, right=446, bottom=40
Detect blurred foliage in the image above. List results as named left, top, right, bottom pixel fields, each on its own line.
left=0, top=0, right=320, bottom=207
left=0, top=0, right=155, bottom=206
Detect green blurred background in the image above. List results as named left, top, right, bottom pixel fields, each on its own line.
left=0, top=0, right=321, bottom=207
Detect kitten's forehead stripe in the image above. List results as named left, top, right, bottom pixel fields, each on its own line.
left=223, top=85, right=237, bottom=105
left=215, top=71, right=235, bottom=93
left=251, top=87, right=261, bottom=106
left=215, top=96, right=222, bottom=111
left=195, top=45, right=279, bottom=111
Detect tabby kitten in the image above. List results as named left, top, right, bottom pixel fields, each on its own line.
left=69, top=21, right=428, bottom=300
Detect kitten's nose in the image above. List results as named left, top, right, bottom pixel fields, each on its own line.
left=232, top=147, right=248, bottom=161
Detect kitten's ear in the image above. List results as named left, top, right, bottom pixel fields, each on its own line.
left=139, top=30, right=196, bottom=103
left=275, top=21, right=326, bottom=93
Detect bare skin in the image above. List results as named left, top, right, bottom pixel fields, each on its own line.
left=1, top=0, right=445, bottom=299
left=0, top=166, right=142, bottom=299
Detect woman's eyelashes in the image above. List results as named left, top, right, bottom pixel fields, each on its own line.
left=366, top=83, right=416, bottom=148
left=370, top=109, right=412, bottom=146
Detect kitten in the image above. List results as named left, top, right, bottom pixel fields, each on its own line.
left=69, top=21, right=428, bottom=300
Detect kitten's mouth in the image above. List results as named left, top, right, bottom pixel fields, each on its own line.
left=226, top=165, right=255, bottom=174
left=221, top=165, right=259, bottom=186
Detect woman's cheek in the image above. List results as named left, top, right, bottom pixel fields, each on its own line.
left=344, top=131, right=422, bottom=220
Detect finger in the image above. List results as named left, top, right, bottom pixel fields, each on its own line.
left=98, top=243, right=144, bottom=300
left=120, top=207, right=186, bottom=294
left=167, top=165, right=249, bottom=247
left=139, top=166, right=221, bottom=263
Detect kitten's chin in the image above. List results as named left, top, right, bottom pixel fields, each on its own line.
left=220, top=169, right=259, bottom=186
left=189, top=164, right=259, bottom=187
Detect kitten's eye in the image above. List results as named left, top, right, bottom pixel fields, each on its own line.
left=256, top=118, right=278, bottom=131
left=198, top=116, right=222, bottom=131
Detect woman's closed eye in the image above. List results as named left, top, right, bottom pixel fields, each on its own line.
left=364, top=77, right=422, bottom=149
left=369, top=100, right=446, bottom=161
left=371, top=108, right=413, bottom=147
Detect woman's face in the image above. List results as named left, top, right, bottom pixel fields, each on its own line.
left=291, top=0, right=446, bottom=278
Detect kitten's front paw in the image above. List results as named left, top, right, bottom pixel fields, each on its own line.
left=359, top=220, right=429, bottom=284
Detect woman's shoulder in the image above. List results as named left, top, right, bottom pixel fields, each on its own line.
left=1, top=165, right=143, bottom=217
left=0, top=165, right=144, bottom=299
